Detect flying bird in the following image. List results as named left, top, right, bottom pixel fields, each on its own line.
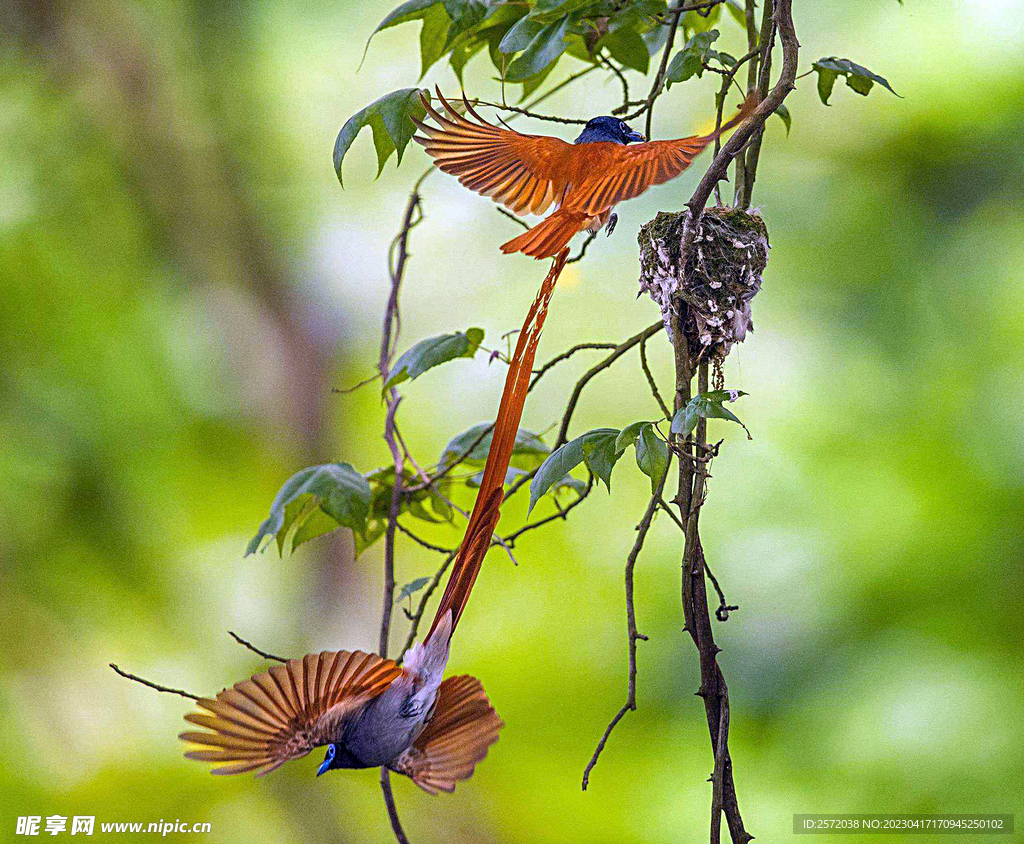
left=413, top=87, right=757, bottom=259
left=177, top=255, right=563, bottom=793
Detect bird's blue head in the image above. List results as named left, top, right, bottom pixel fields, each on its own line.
left=317, top=742, right=365, bottom=776
left=317, top=743, right=338, bottom=776
left=574, top=116, right=645, bottom=145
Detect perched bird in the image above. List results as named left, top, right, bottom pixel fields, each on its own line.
left=413, top=87, right=756, bottom=259
left=177, top=256, right=563, bottom=793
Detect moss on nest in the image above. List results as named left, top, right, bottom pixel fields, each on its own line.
left=638, top=206, right=769, bottom=361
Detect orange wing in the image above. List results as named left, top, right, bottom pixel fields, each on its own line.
left=416, top=89, right=757, bottom=222
left=561, top=97, right=757, bottom=215
left=412, top=87, right=574, bottom=216
left=179, top=650, right=402, bottom=776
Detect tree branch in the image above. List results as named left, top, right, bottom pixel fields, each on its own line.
left=582, top=463, right=669, bottom=789
left=376, top=188, right=420, bottom=844
left=684, top=0, right=799, bottom=234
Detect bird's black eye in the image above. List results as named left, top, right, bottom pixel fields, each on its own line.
left=619, top=121, right=629, bottom=133
left=326, top=744, right=335, bottom=758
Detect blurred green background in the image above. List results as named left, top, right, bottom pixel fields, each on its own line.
left=1, top=0, right=1022, bottom=841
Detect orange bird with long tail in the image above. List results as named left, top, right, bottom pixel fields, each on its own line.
left=413, top=87, right=756, bottom=259
left=176, top=259, right=562, bottom=792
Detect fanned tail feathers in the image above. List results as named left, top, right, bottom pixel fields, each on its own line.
left=392, top=674, right=504, bottom=793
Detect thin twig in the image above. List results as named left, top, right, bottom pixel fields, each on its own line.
left=737, top=0, right=777, bottom=208
left=227, top=631, right=287, bottom=662
left=401, top=552, right=458, bottom=657
left=640, top=332, right=671, bottom=418
left=530, top=341, right=619, bottom=389
left=600, top=54, right=631, bottom=112
left=582, top=463, right=670, bottom=789
left=644, top=6, right=682, bottom=138
left=556, top=321, right=664, bottom=447
left=109, top=664, right=199, bottom=701
left=566, top=230, right=598, bottom=264
left=380, top=769, right=411, bottom=844
left=395, top=520, right=455, bottom=554
left=683, top=0, right=799, bottom=254
left=496, top=207, right=530, bottom=230
left=467, top=63, right=599, bottom=127
left=403, top=423, right=493, bottom=494
left=500, top=473, right=594, bottom=547
left=331, top=371, right=381, bottom=395
left=468, top=98, right=588, bottom=125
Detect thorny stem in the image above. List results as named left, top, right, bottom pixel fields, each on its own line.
left=581, top=462, right=670, bottom=790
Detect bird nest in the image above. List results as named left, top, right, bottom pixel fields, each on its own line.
left=638, top=207, right=769, bottom=362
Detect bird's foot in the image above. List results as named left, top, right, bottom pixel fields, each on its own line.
left=604, top=213, right=618, bottom=237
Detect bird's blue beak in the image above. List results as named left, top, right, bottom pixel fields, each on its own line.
left=317, top=755, right=332, bottom=777
left=626, top=130, right=645, bottom=143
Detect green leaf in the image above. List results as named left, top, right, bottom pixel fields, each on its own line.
left=671, top=389, right=751, bottom=440
left=614, top=420, right=649, bottom=453
left=553, top=474, right=587, bottom=497
left=419, top=3, right=453, bottom=77
left=635, top=423, right=669, bottom=492
left=581, top=429, right=625, bottom=490
left=373, top=0, right=440, bottom=36
left=518, top=58, right=558, bottom=101
left=529, top=427, right=619, bottom=511
left=354, top=519, right=386, bottom=557
left=773, top=102, right=792, bottom=135
left=275, top=495, right=316, bottom=556
left=382, top=328, right=484, bottom=393
left=601, top=28, right=650, bottom=74
left=724, top=0, right=748, bottom=28
left=364, top=0, right=445, bottom=73
left=290, top=507, right=343, bottom=553
left=246, top=463, right=372, bottom=556
left=665, top=29, right=719, bottom=88
left=427, top=488, right=455, bottom=522
left=683, top=3, right=721, bottom=33
left=811, top=57, right=901, bottom=106
left=499, top=16, right=544, bottom=54
left=441, top=0, right=489, bottom=35
left=439, top=422, right=549, bottom=470
left=608, top=0, right=665, bottom=34
left=449, top=35, right=487, bottom=81
left=504, top=15, right=571, bottom=82
left=333, top=88, right=427, bottom=186
left=397, top=576, right=432, bottom=603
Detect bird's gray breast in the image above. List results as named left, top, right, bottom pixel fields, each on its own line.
left=340, top=678, right=435, bottom=767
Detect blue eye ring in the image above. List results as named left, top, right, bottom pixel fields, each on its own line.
left=326, top=744, right=336, bottom=758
